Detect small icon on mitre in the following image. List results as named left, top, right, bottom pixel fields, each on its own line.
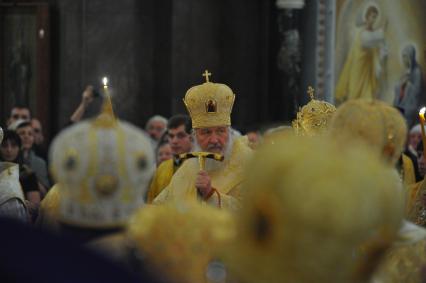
left=206, top=99, right=217, bottom=113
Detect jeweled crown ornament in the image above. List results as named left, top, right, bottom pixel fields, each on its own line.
left=292, top=86, right=336, bottom=136
left=183, top=70, right=235, bottom=128
left=49, top=81, right=155, bottom=228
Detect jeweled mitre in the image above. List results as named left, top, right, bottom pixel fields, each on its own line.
left=292, top=87, right=336, bottom=136
left=183, top=71, right=235, bottom=128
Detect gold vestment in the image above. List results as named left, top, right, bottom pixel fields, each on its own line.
left=146, top=159, right=178, bottom=204
left=153, top=136, right=252, bottom=210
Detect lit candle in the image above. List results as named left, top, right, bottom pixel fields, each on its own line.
left=101, top=76, right=115, bottom=117
left=419, top=107, right=426, bottom=157
left=102, top=76, right=108, bottom=90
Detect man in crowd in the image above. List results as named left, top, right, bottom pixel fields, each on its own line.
left=153, top=71, right=252, bottom=210
left=13, top=121, right=50, bottom=191
left=145, top=115, right=168, bottom=144
left=147, top=114, right=193, bottom=203
left=7, top=104, right=31, bottom=126
left=31, top=118, right=48, bottom=161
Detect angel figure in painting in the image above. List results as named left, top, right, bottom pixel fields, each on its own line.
left=335, top=4, right=388, bottom=103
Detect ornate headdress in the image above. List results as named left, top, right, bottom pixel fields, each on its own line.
left=224, top=135, right=403, bottom=283
left=329, top=99, right=407, bottom=166
left=292, top=86, right=336, bottom=136
left=127, top=201, right=234, bottom=283
left=183, top=70, right=235, bottom=128
left=49, top=91, right=155, bottom=228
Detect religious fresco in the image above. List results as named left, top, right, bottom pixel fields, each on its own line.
left=334, top=0, right=426, bottom=127
left=2, top=8, right=37, bottom=109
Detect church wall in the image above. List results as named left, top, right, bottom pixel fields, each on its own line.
left=48, top=0, right=283, bottom=134
left=53, top=0, right=160, bottom=131
left=2, top=0, right=303, bottom=135
left=170, top=0, right=275, bottom=131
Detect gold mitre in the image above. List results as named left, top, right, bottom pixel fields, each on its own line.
left=49, top=93, right=155, bottom=229
left=292, top=86, right=336, bottom=136
left=224, top=135, right=403, bottom=283
left=183, top=70, right=235, bottom=128
left=127, top=201, right=235, bottom=283
left=329, top=99, right=407, bottom=166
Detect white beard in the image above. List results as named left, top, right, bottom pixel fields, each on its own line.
left=192, top=133, right=234, bottom=172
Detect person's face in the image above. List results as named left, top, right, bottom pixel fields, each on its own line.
left=16, top=126, right=34, bottom=151
left=31, top=119, right=44, bottom=145
left=168, top=125, right=192, bottom=155
left=366, top=11, right=378, bottom=28
left=0, top=140, right=19, bottom=162
left=9, top=108, right=30, bottom=124
left=195, top=126, right=229, bottom=154
left=148, top=121, right=166, bottom=141
left=409, top=132, right=422, bottom=150
left=157, top=143, right=173, bottom=164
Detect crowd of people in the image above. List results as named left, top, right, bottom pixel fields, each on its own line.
left=1, top=71, right=426, bottom=282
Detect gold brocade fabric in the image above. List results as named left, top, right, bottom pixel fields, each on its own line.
left=406, top=181, right=422, bottom=217
left=153, top=136, right=252, bottom=210
left=292, top=99, right=336, bottom=137
left=223, top=136, right=404, bottom=283
left=329, top=99, right=407, bottom=166
left=146, top=159, right=176, bottom=203
left=407, top=180, right=426, bottom=227
left=36, top=184, right=61, bottom=231
left=127, top=202, right=235, bottom=283
left=372, top=222, right=426, bottom=283
left=183, top=74, right=235, bottom=129
left=402, top=154, right=416, bottom=187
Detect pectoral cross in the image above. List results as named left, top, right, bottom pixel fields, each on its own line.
left=202, top=70, right=212, bottom=83
left=307, top=86, right=315, bottom=100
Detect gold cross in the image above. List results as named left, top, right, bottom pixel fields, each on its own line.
left=202, top=70, right=212, bottom=83
left=307, top=86, right=315, bottom=100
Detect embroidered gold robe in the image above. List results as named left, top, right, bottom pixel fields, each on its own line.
left=153, top=136, right=252, bottom=210
left=146, top=159, right=178, bottom=204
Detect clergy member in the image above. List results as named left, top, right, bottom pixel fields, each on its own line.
left=37, top=91, right=156, bottom=245
left=153, top=70, right=252, bottom=210
left=0, top=127, right=28, bottom=222
left=147, top=114, right=193, bottom=203
left=328, top=99, right=426, bottom=282
left=292, top=86, right=336, bottom=137
left=224, top=135, right=403, bottom=283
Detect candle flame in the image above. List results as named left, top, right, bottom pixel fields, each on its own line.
left=420, top=107, right=426, bottom=116
left=102, top=77, right=108, bottom=88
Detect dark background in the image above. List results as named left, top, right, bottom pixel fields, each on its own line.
left=0, top=0, right=317, bottom=139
